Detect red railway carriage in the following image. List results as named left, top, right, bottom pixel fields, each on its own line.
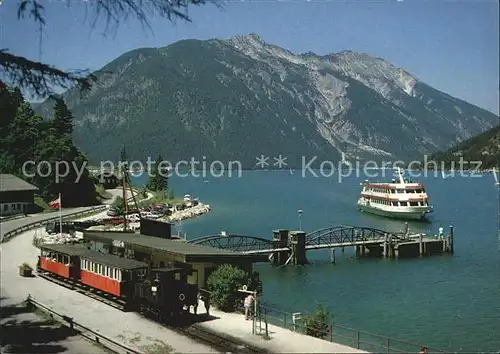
left=38, top=243, right=85, bottom=279
left=79, top=251, right=148, bottom=298
left=37, top=243, right=149, bottom=299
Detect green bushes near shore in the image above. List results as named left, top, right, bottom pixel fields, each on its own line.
left=206, top=264, right=262, bottom=312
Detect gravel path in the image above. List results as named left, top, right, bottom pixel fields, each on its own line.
left=0, top=228, right=218, bottom=354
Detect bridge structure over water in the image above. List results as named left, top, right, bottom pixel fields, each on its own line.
left=187, top=225, right=454, bottom=265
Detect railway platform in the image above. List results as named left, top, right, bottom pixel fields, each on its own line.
left=189, top=300, right=367, bottom=353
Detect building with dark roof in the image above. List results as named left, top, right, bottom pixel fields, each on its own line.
left=0, top=174, right=39, bottom=216
left=92, top=168, right=121, bottom=189
left=83, top=231, right=268, bottom=288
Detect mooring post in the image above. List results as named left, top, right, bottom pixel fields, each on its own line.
left=289, top=231, right=308, bottom=265
left=383, top=234, right=388, bottom=258
left=449, top=224, right=454, bottom=254
left=419, top=233, right=423, bottom=257
left=330, top=248, right=336, bottom=264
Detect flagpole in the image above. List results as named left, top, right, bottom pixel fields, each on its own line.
left=59, top=193, right=62, bottom=235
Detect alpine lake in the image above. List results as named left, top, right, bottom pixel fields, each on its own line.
left=133, top=169, right=499, bottom=352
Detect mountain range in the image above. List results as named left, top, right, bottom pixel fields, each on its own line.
left=35, top=33, right=499, bottom=168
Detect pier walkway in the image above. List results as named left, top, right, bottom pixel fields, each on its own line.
left=189, top=225, right=454, bottom=264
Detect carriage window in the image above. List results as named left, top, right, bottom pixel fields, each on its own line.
left=82, top=260, right=86, bottom=270
left=116, top=270, right=122, bottom=282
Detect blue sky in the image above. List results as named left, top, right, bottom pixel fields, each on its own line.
left=1, top=0, right=499, bottom=114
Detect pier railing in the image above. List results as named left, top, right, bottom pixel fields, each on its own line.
left=255, top=304, right=447, bottom=353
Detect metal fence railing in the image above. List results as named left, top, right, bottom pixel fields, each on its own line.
left=256, top=304, right=446, bottom=353
left=1, top=205, right=107, bottom=243
left=25, top=295, right=141, bottom=354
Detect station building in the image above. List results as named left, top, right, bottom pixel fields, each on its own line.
left=83, top=231, right=267, bottom=288
left=0, top=174, right=39, bottom=216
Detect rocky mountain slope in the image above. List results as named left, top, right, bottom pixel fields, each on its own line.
left=429, top=125, right=499, bottom=169
left=35, top=34, right=499, bottom=167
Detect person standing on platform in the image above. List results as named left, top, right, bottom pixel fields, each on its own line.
left=193, top=292, right=200, bottom=315
left=244, top=294, right=254, bottom=320
left=438, top=226, right=444, bottom=240
left=203, top=293, right=210, bottom=316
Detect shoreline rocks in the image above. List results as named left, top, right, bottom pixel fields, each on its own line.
left=163, top=203, right=211, bottom=223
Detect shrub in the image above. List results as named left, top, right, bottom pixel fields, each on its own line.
left=302, top=304, right=332, bottom=339
left=19, top=262, right=32, bottom=271
left=207, top=264, right=261, bottom=312
left=111, top=196, right=125, bottom=215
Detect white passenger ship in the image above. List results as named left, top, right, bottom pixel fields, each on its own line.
left=357, top=168, right=433, bottom=220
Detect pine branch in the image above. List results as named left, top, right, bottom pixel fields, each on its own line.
left=2, top=0, right=220, bottom=98
left=0, top=49, right=96, bottom=98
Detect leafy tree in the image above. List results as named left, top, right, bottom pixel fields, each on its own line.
left=206, top=264, right=262, bottom=312
left=111, top=196, right=125, bottom=215
left=2, top=0, right=219, bottom=99
left=146, top=154, right=169, bottom=192
left=302, top=304, right=332, bottom=339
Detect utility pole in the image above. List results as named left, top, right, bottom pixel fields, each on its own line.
left=120, top=145, right=128, bottom=231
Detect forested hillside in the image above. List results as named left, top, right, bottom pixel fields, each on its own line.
left=429, top=125, right=500, bottom=169
left=0, top=84, right=99, bottom=207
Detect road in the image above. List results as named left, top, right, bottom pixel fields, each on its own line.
left=0, top=206, right=102, bottom=239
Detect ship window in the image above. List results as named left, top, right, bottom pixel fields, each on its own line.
left=400, top=201, right=408, bottom=206
left=391, top=201, right=398, bottom=206
left=409, top=201, right=419, bottom=206
left=407, top=189, right=414, bottom=193
left=415, top=189, right=422, bottom=193
left=396, top=189, right=404, bottom=193
left=390, top=189, right=395, bottom=193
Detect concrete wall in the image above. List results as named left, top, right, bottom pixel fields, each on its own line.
left=0, top=202, right=30, bottom=215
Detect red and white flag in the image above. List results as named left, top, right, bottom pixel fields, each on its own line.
left=49, top=195, right=61, bottom=209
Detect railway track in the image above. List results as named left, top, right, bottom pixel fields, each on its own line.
left=177, top=323, right=267, bottom=353
left=37, top=270, right=268, bottom=353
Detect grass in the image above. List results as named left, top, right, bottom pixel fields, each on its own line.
left=137, top=190, right=184, bottom=208
left=34, top=196, right=55, bottom=213
left=95, top=184, right=113, bottom=201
